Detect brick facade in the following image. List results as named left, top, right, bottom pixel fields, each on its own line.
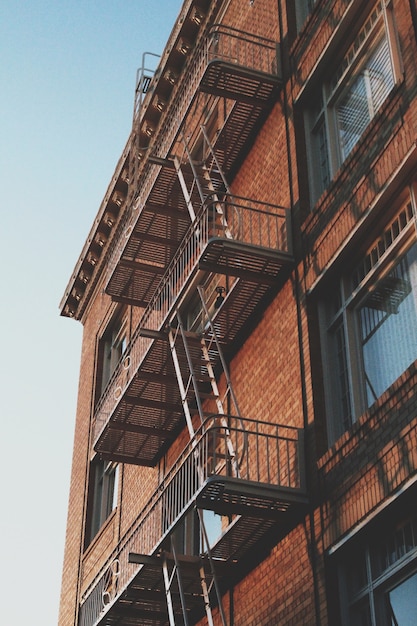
left=59, top=1, right=417, bottom=624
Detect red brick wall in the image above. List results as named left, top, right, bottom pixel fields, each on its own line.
left=59, top=292, right=105, bottom=625
left=318, top=364, right=417, bottom=550
left=59, top=0, right=417, bottom=624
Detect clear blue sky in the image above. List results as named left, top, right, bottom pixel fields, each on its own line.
left=0, top=2, right=182, bottom=624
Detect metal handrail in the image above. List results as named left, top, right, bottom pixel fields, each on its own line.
left=207, top=23, right=278, bottom=75
left=133, top=51, right=161, bottom=122
left=93, top=195, right=290, bottom=446
left=79, top=416, right=304, bottom=626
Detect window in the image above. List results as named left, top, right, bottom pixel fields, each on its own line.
left=295, top=0, right=318, bottom=31
left=321, top=203, right=417, bottom=443
left=338, top=512, right=417, bottom=625
left=97, top=312, right=127, bottom=397
left=306, top=2, right=400, bottom=202
left=169, top=509, right=223, bottom=557
left=85, top=458, right=119, bottom=547
left=172, top=510, right=199, bottom=556
left=202, top=509, right=223, bottom=548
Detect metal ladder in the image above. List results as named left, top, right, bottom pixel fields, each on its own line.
left=168, top=291, right=242, bottom=461
left=127, top=51, right=160, bottom=206
left=162, top=524, right=227, bottom=626
left=175, top=125, right=232, bottom=225
left=164, top=282, right=249, bottom=625
left=161, top=127, right=244, bottom=625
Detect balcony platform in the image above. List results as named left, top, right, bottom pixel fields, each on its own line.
left=197, top=475, right=307, bottom=520
left=82, top=418, right=306, bottom=626
left=84, top=514, right=305, bottom=626
left=94, top=338, right=183, bottom=466
left=105, top=23, right=282, bottom=308
left=199, top=236, right=293, bottom=285
left=201, top=58, right=280, bottom=106
left=105, top=163, right=193, bottom=305
left=94, top=271, right=291, bottom=466
left=102, top=552, right=227, bottom=626
left=85, top=511, right=306, bottom=626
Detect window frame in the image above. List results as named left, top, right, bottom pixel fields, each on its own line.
left=295, top=0, right=319, bottom=32
left=85, top=457, right=119, bottom=548
left=96, top=309, right=128, bottom=402
left=305, top=1, right=402, bottom=204
left=337, top=512, right=417, bottom=625
left=319, top=198, right=417, bottom=444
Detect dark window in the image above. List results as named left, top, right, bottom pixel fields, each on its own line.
left=95, top=312, right=127, bottom=405
left=338, top=513, right=417, bottom=625
left=85, top=458, right=118, bottom=547
left=295, top=0, right=318, bottom=31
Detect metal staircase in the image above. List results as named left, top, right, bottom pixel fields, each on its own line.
left=123, top=123, right=241, bottom=623
left=77, top=21, right=302, bottom=626
left=163, top=130, right=248, bottom=623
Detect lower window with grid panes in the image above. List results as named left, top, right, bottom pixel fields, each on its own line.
left=335, top=509, right=417, bottom=625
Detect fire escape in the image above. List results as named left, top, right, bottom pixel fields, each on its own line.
left=80, top=15, right=306, bottom=626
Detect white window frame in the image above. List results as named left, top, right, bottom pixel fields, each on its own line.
left=320, top=198, right=417, bottom=444
left=306, top=1, right=402, bottom=203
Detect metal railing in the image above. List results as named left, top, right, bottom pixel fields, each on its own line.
left=205, top=23, right=278, bottom=76
left=152, top=23, right=279, bottom=167
left=93, top=195, right=290, bottom=447
left=80, top=417, right=304, bottom=626
left=133, top=51, right=161, bottom=122
left=105, top=24, right=279, bottom=294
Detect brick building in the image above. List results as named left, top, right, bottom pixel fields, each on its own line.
left=58, top=1, right=417, bottom=624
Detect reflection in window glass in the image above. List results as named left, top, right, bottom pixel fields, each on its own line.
left=323, top=210, right=417, bottom=444
left=336, top=37, right=394, bottom=160
left=360, top=245, right=417, bottom=406
left=341, top=512, right=417, bottom=625
left=85, top=459, right=119, bottom=547
left=202, top=510, right=223, bottom=549
left=388, top=572, right=417, bottom=625
left=307, top=4, right=399, bottom=203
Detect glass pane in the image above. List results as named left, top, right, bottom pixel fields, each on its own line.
left=296, top=0, right=317, bottom=30
left=317, top=120, right=331, bottom=192
left=347, top=551, right=368, bottom=595
left=372, top=518, right=417, bottom=578
left=337, top=75, right=370, bottom=159
left=360, top=244, right=417, bottom=406
left=104, top=465, right=117, bottom=517
left=311, top=107, right=331, bottom=198
left=202, top=510, right=223, bottom=549
left=336, top=35, right=394, bottom=160
left=368, top=36, right=394, bottom=113
left=388, top=572, right=417, bottom=625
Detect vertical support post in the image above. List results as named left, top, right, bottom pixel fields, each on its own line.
left=171, top=541, right=191, bottom=626
left=198, top=509, right=228, bottom=626
left=162, top=553, right=179, bottom=626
